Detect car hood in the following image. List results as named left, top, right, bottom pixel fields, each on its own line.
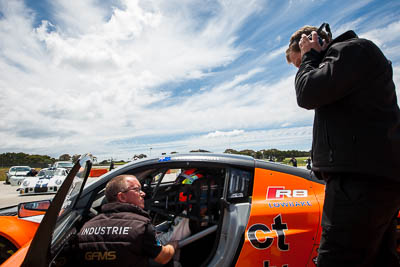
left=10, top=171, right=29, bottom=176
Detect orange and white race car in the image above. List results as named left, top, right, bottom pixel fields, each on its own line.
left=0, top=153, right=397, bottom=266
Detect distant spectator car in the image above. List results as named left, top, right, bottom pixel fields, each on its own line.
left=6, top=166, right=32, bottom=186
left=18, top=168, right=69, bottom=195
left=53, top=161, right=74, bottom=169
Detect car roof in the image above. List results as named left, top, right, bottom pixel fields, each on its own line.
left=10, top=166, right=31, bottom=168
left=126, top=152, right=255, bottom=168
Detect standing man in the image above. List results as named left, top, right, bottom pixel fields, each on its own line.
left=78, top=175, right=178, bottom=266
left=289, top=157, right=297, bottom=167
left=286, top=24, right=400, bottom=266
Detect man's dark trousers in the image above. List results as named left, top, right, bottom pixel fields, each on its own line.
left=317, top=173, right=400, bottom=267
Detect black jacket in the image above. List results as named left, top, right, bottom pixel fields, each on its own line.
left=77, top=202, right=162, bottom=267
left=295, top=30, right=400, bottom=181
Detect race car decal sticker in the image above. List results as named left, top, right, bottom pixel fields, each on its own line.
left=267, top=201, right=312, bottom=208
left=271, top=214, right=289, bottom=251
left=247, top=214, right=289, bottom=251
left=247, top=223, right=274, bottom=249
left=158, top=157, right=171, bottom=162
left=266, top=186, right=308, bottom=199
left=266, top=187, right=311, bottom=208
left=263, top=261, right=288, bottom=267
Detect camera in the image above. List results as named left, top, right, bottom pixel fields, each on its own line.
left=307, top=34, right=324, bottom=46
left=307, top=22, right=330, bottom=46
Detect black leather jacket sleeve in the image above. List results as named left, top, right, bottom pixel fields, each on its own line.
left=295, top=39, right=370, bottom=110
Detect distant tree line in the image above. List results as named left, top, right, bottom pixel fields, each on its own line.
left=224, top=148, right=310, bottom=162
left=0, top=152, right=56, bottom=168
left=1, top=148, right=310, bottom=168
left=190, top=149, right=210, bottom=153
left=0, top=152, right=85, bottom=168
left=99, top=159, right=129, bottom=165
left=59, top=153, right=82, bottom=163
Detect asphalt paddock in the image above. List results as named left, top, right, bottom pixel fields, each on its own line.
left=0, top=178, right=99, bottom=209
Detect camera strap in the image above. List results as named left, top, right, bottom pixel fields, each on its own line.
left=318, top=22, right=332, bottom=39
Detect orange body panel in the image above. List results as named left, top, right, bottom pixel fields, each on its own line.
left=236, top=168, right=325, bottom=267
left=0, top=217, right=38, bottom=249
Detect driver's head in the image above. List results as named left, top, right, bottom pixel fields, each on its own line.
left=105, top=175, right=145, bottom=209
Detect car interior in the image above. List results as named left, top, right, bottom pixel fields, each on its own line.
left=49, top=163, right=253, bottom=267
left=142, top=167, right=225, bottom=267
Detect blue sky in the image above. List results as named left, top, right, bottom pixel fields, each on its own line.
left=0, top=0, right=399, bottom=161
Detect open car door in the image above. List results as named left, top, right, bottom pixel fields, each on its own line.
left=3, top=154, right=93, bottom=267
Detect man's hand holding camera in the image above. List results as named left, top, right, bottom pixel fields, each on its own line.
left=299, top=31, right=327, bottom=58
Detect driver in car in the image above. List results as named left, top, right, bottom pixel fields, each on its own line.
left=77, top=175, right=179, bottom=267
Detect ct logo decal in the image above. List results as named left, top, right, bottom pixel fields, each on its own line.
left=263, top=261, right=288, bottom=267
left=247, top=214, right=289, bottom=251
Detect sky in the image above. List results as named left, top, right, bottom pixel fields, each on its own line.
left=0, top=0, right=399, bottom=161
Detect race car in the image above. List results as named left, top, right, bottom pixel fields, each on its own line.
left=53, top=161, right=74, bottom=169
left=0, top=153, right=398, bottom=266
left=18, top=168, right=69, bottom=195
left=6, top=166, right=32, bottom=186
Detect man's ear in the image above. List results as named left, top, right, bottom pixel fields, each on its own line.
left=117, top=192, right=126, bottom=203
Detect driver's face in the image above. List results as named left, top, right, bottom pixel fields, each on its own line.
left=289, top=51, right=302, bottom=68
left=118, top=177, right=146, bottom=209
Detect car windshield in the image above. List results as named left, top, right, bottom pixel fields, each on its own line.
left=38, top=169, right=55, bottom=177
left=15, top=167, right=30, bottom=172
left=54, top=169, right=67, bottom=176
left=57, top=162, right=73, bottom=168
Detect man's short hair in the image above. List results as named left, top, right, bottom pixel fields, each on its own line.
left=285, top=25, right=330, bottom=63
left=105, top=175, right=136, bottom=202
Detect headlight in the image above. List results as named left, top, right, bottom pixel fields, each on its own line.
left=55, top=179, right=63, bottom=185
left=23, top=180, right=30, bottom=186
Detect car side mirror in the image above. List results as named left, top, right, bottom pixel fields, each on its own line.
left=18, top=200, right=51, bottom=218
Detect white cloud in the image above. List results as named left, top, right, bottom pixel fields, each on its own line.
left=205, top=129, right=245, bottom=138
left=0, top=0, right=265, bottom=156
left=359, top=20, right=400, bottom=48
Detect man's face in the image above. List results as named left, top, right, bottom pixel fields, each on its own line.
left=118, top=176, right=146, bottom=209
left=289, top=51, right=302, bottom=68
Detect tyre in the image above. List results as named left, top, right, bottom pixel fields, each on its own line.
left=0, top=236, right=17, bottom=264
